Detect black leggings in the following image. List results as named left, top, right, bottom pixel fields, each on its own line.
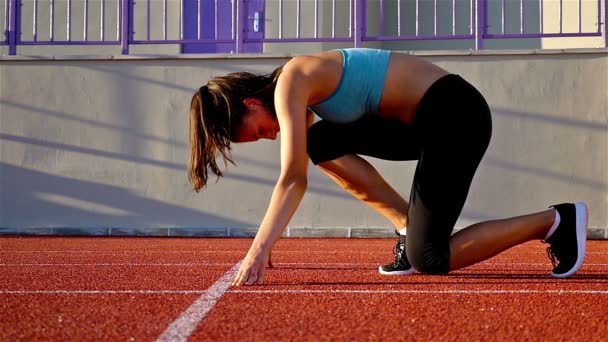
left=307, top=74, right=492, bottom=274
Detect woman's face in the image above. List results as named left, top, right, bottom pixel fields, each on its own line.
left=233, top=98, right=280, bottom=143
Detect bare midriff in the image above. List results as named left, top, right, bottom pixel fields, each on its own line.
left=298, top=50, right=449, bottom=126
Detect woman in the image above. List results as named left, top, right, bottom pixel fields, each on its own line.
left=188, top=48, right=588, bottom=286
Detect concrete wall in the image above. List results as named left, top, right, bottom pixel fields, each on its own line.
left=1, top=50, right=607, bottom=237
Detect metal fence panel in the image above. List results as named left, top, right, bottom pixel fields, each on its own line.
left=485, top=0, right=603, bottom=39
left=3, top=0, right=607, bottom=55
left=17, top=0, right=121, bottom=44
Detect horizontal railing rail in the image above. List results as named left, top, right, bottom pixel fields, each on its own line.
left=2, top=0, right=607, bottom=55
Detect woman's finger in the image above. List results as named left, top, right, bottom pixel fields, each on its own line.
left=257, top=267, right=266, bottom=285
left=231, top=270, right=239, bottom=286
left=236, top=267, right=251, bottom=286
left=245, top=271, right=258, bottom=285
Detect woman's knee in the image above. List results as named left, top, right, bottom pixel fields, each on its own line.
left=406, top=244, right=451, bottom=275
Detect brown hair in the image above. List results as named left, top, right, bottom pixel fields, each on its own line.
left=188, top=67, right=283, bottom=192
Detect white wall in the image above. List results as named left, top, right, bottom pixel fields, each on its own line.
left=0, top=51, right=607, bottom=237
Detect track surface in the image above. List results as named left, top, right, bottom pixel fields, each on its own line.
left=1, top=237, right=607, bottom=341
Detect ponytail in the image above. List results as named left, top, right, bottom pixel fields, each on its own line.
left=188, top=66, right=284, bottom=192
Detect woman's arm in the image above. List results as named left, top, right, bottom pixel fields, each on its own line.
left=232, top=62, right=312, bottom=286
left=317, top=155, right=409, bottom=229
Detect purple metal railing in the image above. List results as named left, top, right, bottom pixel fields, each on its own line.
left=2, top=0, right=607, bottom=55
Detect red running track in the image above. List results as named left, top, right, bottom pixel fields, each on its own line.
left=1, top=236, right=607, bottom=341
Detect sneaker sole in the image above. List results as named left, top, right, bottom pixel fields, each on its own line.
left=378, top=266, right=417, bottom=276
left=551, top=201, right=588, bottom=278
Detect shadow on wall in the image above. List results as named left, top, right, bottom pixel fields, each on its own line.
left=0, top=131, right=350, bottom=200
left=0, top=162, right=252, bottom=229
left=489, top=106, right=607, bottom=190
left=493, top=107, right=608, bottom=132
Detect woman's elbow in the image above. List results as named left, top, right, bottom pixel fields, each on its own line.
left=279, top=174, right=308, bottom=193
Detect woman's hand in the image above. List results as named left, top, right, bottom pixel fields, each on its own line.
left=232, top=246, right=271, bottom=286
left=267, top=251, right=273, bottom=269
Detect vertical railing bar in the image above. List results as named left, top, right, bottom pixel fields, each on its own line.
left=332, top=0, right=335, bottom=38
left=8, top=0, right=17, bottom=54
left=16, top=0, right=20, bottom=49
left=84, top=0, right=88, bottom=41
left=147, top=0, right=150, bottom=40
left=501, top=0, right=505, bottom=34
left=474, top=0, right=478, bottom=46
left=540, top=0, right=543, bottom=34
left=214, top=0, right=218, bottom=40
left=4, top=0, right=8, bottom=38
left=279, top=0, right=282, bottom=39
left=296, top=0, right=300, bottom=39
left=50, top=0, right=54, bottom=41
left=100, top=0, right=104, bottom=40
left=121, top=0, right=128, bottom=50
left=578, top=0, right=581, bottom=33
left=520, top=0, right=524, bottom=34
left=196, top=0, right=200, bottom=40
left=4, top=0, right=7, bottom=35
left=559, top=0, right=562, bottom=33
left=354, top=0, right=363, bottom=46
left=67, top=0, right=71, bottom=41
left=453, top=0, right=456, bottom=35
left=434, top=0, right=437, bottom=36
left=214, top=0, right=219, bottom=40
left=414, top=0, right=418, bottom=36
left=179, top=0, right=183, bottom=39
left=379, top=0, right=384, bottom=36
left=120, top=0, right=130, bottom=53
left=349, top=0, right=352, bottom=38
left=231, top=0, right=235, bottom=40
left=116, top=0, right=119, bottom=41
left=33, top=0, right=38, bottom=41
left=163, top=0, right=167, bottom=40
left=235, top=0, right=243, bottom=53
left=314, top=0, right=318, bottom=38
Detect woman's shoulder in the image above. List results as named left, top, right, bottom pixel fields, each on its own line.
left=277, top=51, right=345, bottom=105
left=286, top=50, right=342, bottom=68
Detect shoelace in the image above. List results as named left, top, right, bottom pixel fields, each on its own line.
left=546, top=247, right=559, bottom=268
left=393, top=239, right=406, bottom=266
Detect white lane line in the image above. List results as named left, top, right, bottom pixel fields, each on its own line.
left=0, top=251, right=238, bottom=253
left=2, top=288, right=607, bottom=296
left=155, top=261, right=241, bottom=342
left=0, top=263, right=234, bottom=267
left=0, top=290, right=206, bottom=294
left=2, top=262, right=607, bottom=267
left=229, top=289, right=608, bottom=295
left=2, top=250, right=608, bottom=255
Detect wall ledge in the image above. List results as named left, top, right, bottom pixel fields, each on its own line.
left=1, top=48, right=607, bottom=62
left=1, top=227, right=607, bottom=239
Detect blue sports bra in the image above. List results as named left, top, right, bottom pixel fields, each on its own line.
left=308, top=48, right=391, bottom=123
